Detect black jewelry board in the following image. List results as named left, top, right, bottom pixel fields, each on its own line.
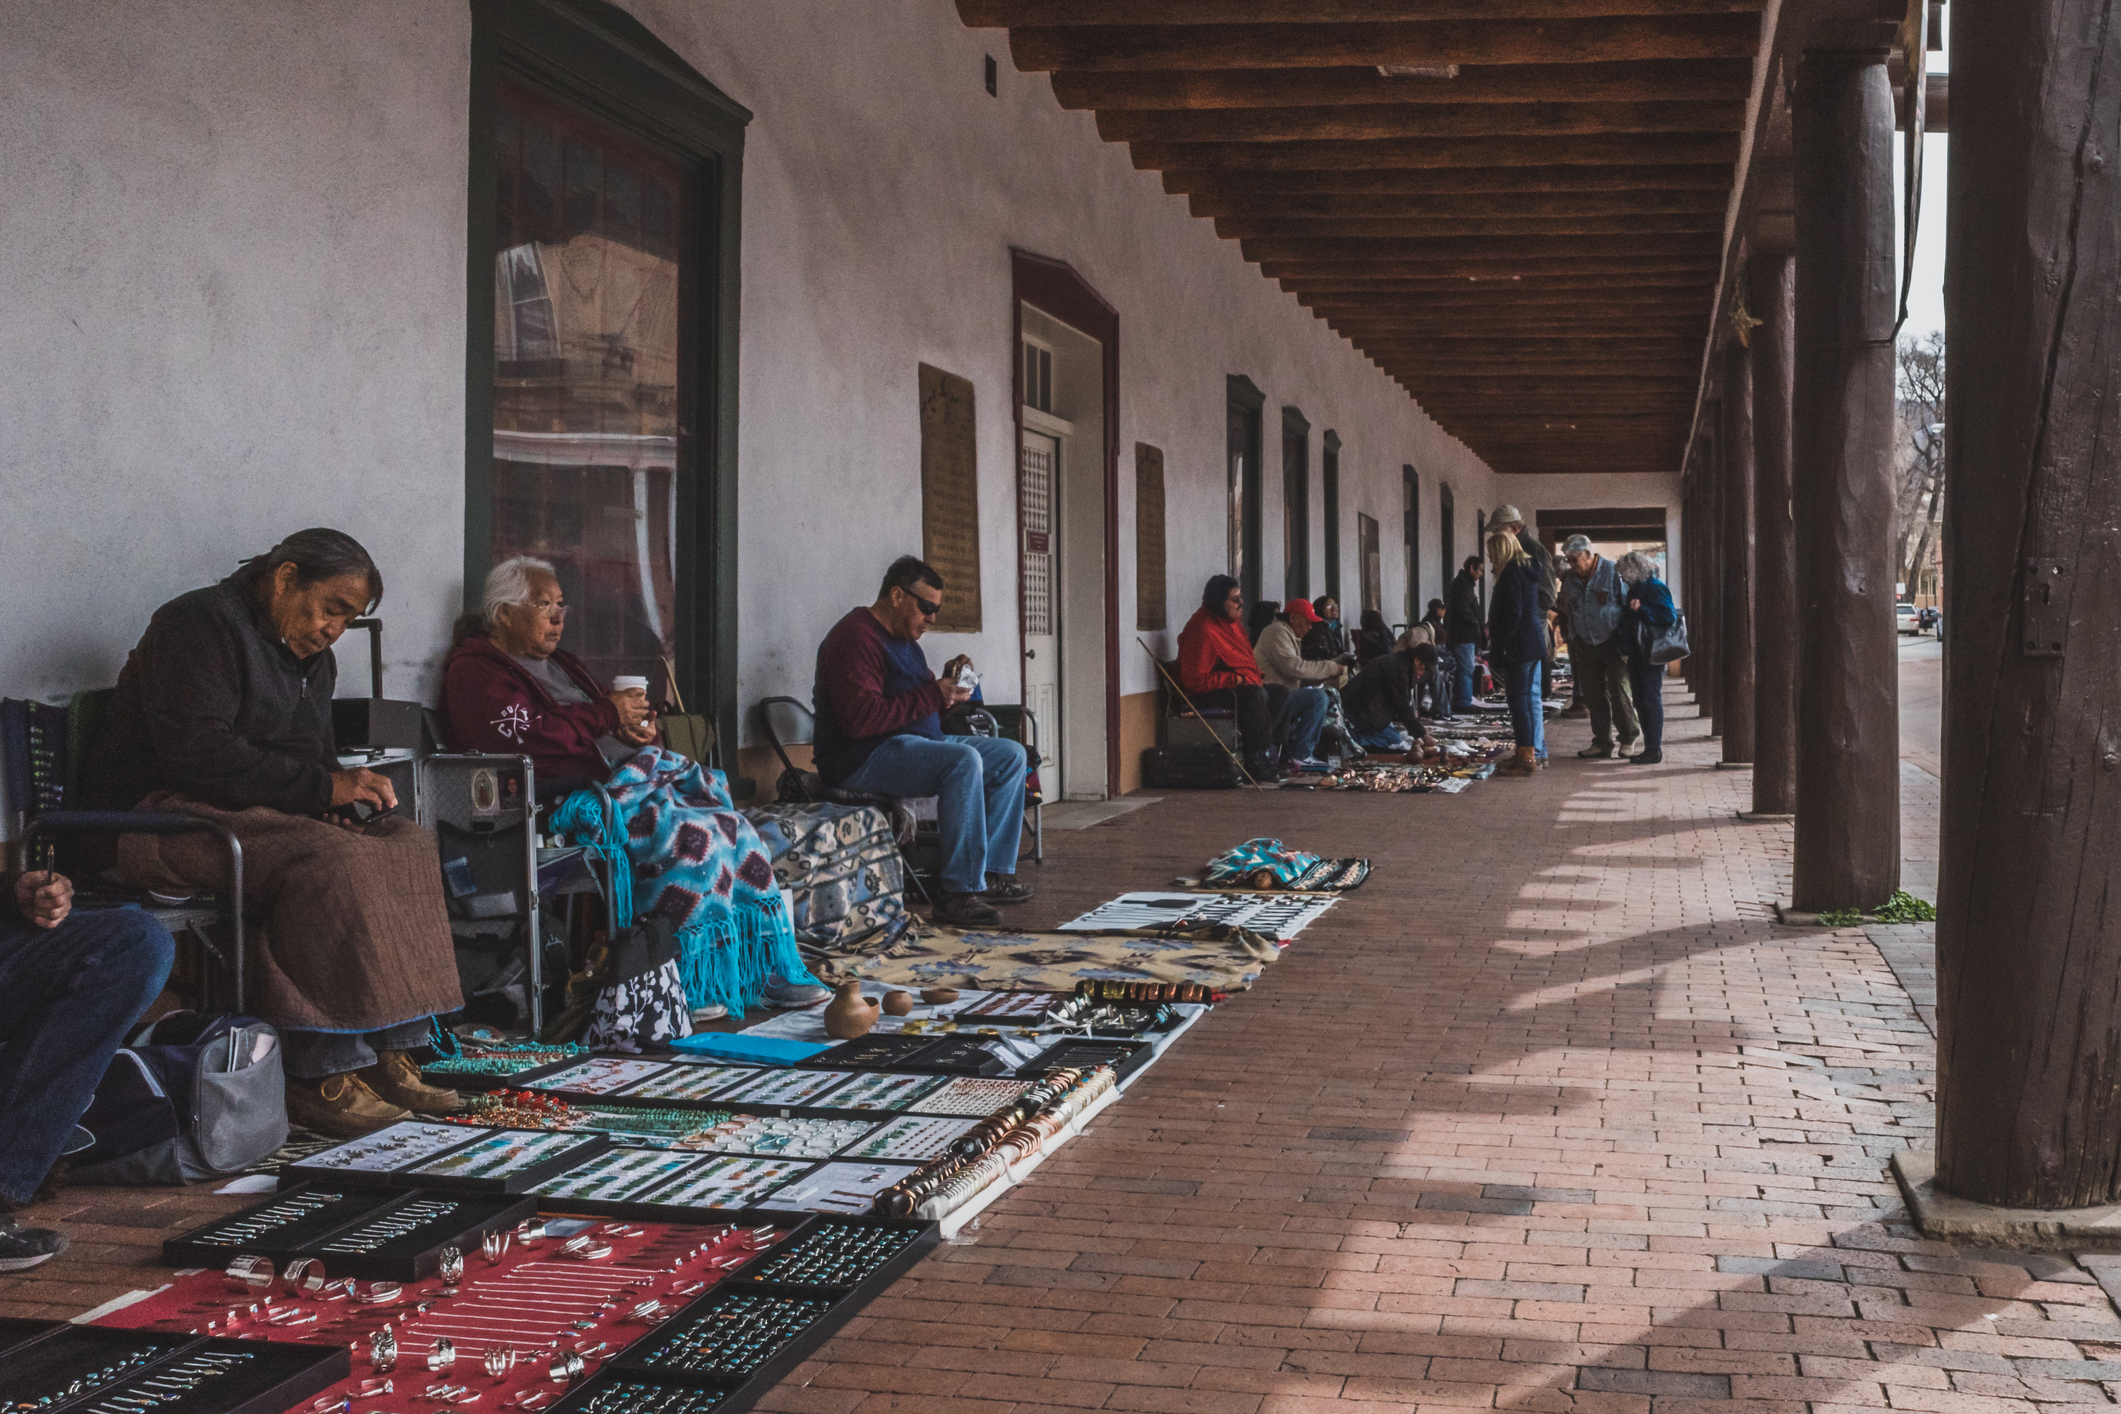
left=1016, top=1037, right=1156, bottom=1083
left=0, top=1326, right=346, bottom=1414
left=281, top=1126, right=611, bottom=1194
left=169, top=1182, right=538, bottom=1282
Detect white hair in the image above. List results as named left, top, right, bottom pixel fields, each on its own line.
left=482, top=555, right=558, bottom=627
left=1615, top=551, right=1659, bottom=584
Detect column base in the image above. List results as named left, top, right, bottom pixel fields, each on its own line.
left=1892, top=1150, right=2121, bottom=1252
left=1715, top=761, right=1752, bottom=770
left=1774, top=901, right=1833, bottom=925
left=1738, top=811, right=1795, bottom=822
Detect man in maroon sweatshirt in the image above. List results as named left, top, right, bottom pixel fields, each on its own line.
left=812, top=557, right=1028, bottom=928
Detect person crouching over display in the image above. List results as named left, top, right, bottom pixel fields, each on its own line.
left=1341, top=637, right=1440, bottom=757
left=85, top=529, right=464, bottom=1138
left=810, top=556, right=1030, bottom=930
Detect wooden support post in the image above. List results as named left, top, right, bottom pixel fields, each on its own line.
left=1749, top=253, right=1798, bottom=812
left=1935, top=0, right=2121, bottom=1209
left=1681, top=460, right=1702, bottom=700
left=1721, top=338, right=1757, bottom=763
left=1700, top=420, right=1722, bottom=733
left=1790, top=47, right=1899, bottom=911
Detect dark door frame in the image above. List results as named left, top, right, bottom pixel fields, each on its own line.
left=1404, top=464, right=1421, bottom=626
left=1282, top=406, right=1311, bottom=602
left=1227, top=375, right=1265, bottom=612
left=1322, top=429, right=1342, bottom=605
left=467, top=0, right=750, bottom=760
left=1011, top=249, right=1121, bottom=799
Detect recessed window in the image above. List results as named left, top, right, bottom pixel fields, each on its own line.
left=1022, top=337, right=1053, bottom=414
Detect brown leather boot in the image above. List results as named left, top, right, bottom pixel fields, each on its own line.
left=1494, top=745, right=1540, bottom=778
left=358, top=1052, right=464, bottom=1115
left=285, top=1074, right=411, bottom=1138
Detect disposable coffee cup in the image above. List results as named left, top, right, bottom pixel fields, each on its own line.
left=612, top=675, right=650, bottom=694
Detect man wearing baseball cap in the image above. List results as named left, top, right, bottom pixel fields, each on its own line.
left=1557, top=535, right=1639, bottom=758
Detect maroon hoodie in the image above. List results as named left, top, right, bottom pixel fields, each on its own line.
left=441, top=634, right=624, bottom=789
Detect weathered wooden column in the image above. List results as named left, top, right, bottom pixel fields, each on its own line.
left=1720, top=338, right=1757, bottom=764
left=1789, top=46, right=1899, bottom=910
left=1935, top=0, right=2121, bottom=1209
left=1680, top=464, right=1700, bottom=700
left=1696, top=424, right=1722, bottom=731
left=1749, top=253, right=1798, bottom=814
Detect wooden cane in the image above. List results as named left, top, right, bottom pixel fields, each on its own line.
left=1136, top=637, right=1265, bottom=789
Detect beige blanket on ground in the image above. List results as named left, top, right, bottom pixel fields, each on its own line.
left=120, top=794, right=462, bottom=1033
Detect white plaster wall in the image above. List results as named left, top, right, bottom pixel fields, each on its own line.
left=0, top=0, right=471, bottom=713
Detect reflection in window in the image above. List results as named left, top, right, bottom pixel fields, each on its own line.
left=491, top=81, right=685, bottom=691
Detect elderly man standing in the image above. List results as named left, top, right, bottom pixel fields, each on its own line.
left=813, top=556, right=1028, bottom=929
left=1556, top=536, right=1640, bottom=759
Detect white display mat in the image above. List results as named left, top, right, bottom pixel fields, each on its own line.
left=1055, top=891, right=1339, bottom=939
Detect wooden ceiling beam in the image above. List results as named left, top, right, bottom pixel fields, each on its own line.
left=1099, top=99, right=1747, bottom=143
left=1166, top=164, right=1734, bottom=195
left=1309, top=286, right=1710, bottom=307
left=1132, top=131, right=1742, bottom=170
left=1194, top=188, right=1729, bottom=218
left=964, top=1, right=1761, bottom=27
left=1279, top=270, right=1716, bottom=291
left=1008, top=16, right=1762, bottom=72
left=1224, top=212, right=1723, bottom=238
left=1349, top=336, right=1707, bottom=351
left=1262, top=256, right=1718, bottom=278
left=1055, top=60, right=1755, bottom=111
left=1244, top=232, right=1716, bottom=262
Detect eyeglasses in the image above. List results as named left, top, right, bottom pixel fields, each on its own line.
left=909, top=593, right=942, bottom=619
left=528, top=600, right=568, bottom=620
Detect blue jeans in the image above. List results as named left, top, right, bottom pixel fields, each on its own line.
left=1627, top=655, right=1665, bottom=755
left=1528, top=657, right=1546, bottom=760
left=1501, top=659, right=1543, bottom=753
left=1450, top=644, right=1479, bottom=711
left=842, top=735, right=1027, bottom=894
left=1285, top=687, right=1330, bottom=759
left=1352, top=724, right=1409, bottom=752
left=0, top=904, right=174, bottom=1203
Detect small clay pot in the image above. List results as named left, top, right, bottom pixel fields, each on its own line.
left=919, top=988, right=961, bottom=1004
left=822, top=981, right=880, bottom=1040
left=882, top=990, right=914, bottom=1017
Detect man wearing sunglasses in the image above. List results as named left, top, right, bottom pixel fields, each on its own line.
left=812, top=556, right=1029, bottom=928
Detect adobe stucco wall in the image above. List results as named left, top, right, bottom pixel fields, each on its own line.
left=6, top=0, right=1690, bottom=819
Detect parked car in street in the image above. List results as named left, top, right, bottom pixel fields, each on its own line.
left=1896, top=602, right=1921, bottom=635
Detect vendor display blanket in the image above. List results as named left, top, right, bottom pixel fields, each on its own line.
left=1192, top=838, right=1372, bottom=892
left=852, top=923, right=1282, bottom=993
left=1057, top=891, right=1337, bottom=940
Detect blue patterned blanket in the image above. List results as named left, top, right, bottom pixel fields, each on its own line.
left=554, top=748, right=819, bottom=1018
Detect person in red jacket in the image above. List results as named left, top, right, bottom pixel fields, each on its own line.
left=1177, top=574, right=1292, bottom=781
left=441, top=557, right=658, bottom=795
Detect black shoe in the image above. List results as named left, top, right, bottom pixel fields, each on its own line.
left=984, top=875, right=1034, bottom=905
left=1627, top=750, right=1664, bottom=765
left=0, top=1215, right=68, bottom=1272
left=933, top=891, right=1003, bottom=928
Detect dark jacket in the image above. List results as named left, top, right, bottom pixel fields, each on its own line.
left=441, top=635, right=624, bottom=791
left=1341, top=651, right=1424, bottom=738
left=87, top=577, right=338, bottom=814
left=812, top=607, right=946, bottom=785
left=1300, top=619, right=1348, bottom=661
left=1354, top=610, right=1395, bottom=664
left=1487, top=561, right=1548, bottom=668
left=1520, top=527, right=1559, bottom=614
left=1446, top=569, right=1485, bottom=646
left=1618, top=576, right=1678, bottom=662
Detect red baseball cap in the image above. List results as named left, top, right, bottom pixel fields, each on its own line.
left=1287, top=599, right=1321, bottom=629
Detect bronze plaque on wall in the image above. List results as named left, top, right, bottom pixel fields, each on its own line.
left=918, top=363, right=981, bottom=632
left=1136, top=442, right=1167, bottom=631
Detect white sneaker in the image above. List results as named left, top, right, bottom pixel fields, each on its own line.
left=688, top=1004, right=728, bottom=1024
left=762, top=975, right=831, bottom=1007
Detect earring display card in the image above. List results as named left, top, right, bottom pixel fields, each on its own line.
left=836, top=1113, right=983, bottom=1163
left=281, top=1119, right=481, bottom=1180
left=757, top=1162, right=918, bottom=1215
left=713, top=1069, right=854, bottom=1109
left=404, top=1128, right=612, bottom=1193
left=675, top=1115, right=879, bottom=1159
left=640, top=1154, right=814, bottom=1209
left=906, top=1076, right=1033, bottom=1116
left=162, top=1184, right=404, bottom=1268
left=815, top=1071, right=946, bottom=1112
left=619, top=1065, right=764, bottom=1103
left=527, top=1057, right=676, bottom=1096
left=531, top=1147, right=714, bottom=1203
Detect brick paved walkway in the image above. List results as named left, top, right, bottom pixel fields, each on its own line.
left=9, top=688, right=2112, bottom=1414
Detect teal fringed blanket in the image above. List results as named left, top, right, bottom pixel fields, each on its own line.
left=554, top=748, right=819, bottom=1018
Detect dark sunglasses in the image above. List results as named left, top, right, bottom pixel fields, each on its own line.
left=909, top=592, right=943, bottom=618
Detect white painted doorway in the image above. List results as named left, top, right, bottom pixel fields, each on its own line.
left=1019, top=423, right=1062, bottom=793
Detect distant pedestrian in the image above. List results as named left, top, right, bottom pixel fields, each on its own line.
left=1616, top=551, right=1676, bottom=765
left=1486, top=530, right=1546, bottom=778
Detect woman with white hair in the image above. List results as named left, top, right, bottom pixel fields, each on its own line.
left=443, top=557, right=822, bottom=1022
left=1615, top=551, right=1676, bottom=765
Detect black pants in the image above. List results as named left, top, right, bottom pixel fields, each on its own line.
left=1626, top=655, right=1665, bottom=755
left=1195, top=684, right=1290, bottom=766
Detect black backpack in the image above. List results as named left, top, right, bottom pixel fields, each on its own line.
left=68, top=1011, right=289, bottom=1186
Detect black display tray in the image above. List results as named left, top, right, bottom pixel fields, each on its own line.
left=284, top=1127, right=611, bottom=1194
left=420, top=1055, right=578, bottom=1092
left=0, top=1328, right=345, bottom=1414
left=796, top=1034, right=1010, bottom=1077
left=905, top=1035, right=1012, bottom=1076
left=733, top=1215, right=934, bottom=1290
left=0, top=1315, right=59, bottom=1350
left=1016, top=1036, right=1155, bottom=1083
left=173, top=1183, right=539, bottom=1282
left=162, top=1183, right=403, bottom=1268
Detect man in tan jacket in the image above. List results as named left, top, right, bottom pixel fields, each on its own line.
left=1255, top=599, right=1342, bottom=766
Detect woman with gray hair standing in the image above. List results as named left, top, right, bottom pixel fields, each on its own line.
left=1615, top=551, right=1676, bottom=765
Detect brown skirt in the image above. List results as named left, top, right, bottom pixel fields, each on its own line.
left=120, top=794, right=463, bottom=1034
